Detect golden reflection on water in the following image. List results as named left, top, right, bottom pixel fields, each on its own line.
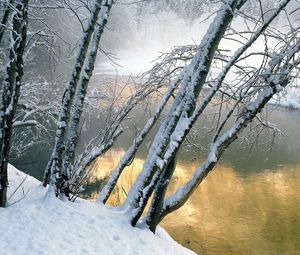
left=89, top=149, right=300, bottom=255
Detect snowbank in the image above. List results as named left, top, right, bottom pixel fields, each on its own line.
left=0, top=165, right=195, bottom=255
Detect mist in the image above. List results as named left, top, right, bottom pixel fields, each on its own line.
left=91, top=0, right=299, bottom=75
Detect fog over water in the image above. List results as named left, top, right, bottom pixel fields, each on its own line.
left=94, top=0, right=299, bottom=75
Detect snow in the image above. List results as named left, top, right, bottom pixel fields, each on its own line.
left=0, top=165, right=195, bottom=255
left=97, top=83, right=177, bottom=203
left=207, top=144, right=218, bottom=163
left=271, top=86, right=300, bottom=110
left=124, top=0, right=239, bottom=214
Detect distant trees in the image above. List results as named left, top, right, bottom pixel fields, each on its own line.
left=135, top=0, right=206, bottom=21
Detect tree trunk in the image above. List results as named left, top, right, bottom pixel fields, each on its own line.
left=0, top=0, right=29, bottom=207
left=146, top=156, right=177, bottom=232
left=127, top=0, right=243, bottom=227
left=61, top=1, right=114, bottom=196
left=43, top=0, right=103, bottom=191
left=0, top=0, right=14, bottom=44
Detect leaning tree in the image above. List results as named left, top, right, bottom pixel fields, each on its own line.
left=93, top=0, right=299, bottom=232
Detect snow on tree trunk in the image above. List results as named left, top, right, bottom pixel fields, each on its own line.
left=159, top=36, right=300, bottom=222
left=43, top=0, right=104, bottom=193
left=0, top=0, right=29, bottom=208
left=61, top=0, right=114, bottom=196
left=124, top=0, right=245, bottom=227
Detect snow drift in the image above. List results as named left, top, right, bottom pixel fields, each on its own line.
left=0, top=165, right=195, bottom=255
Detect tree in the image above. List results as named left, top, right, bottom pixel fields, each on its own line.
left=43, top=0, right=116, bottom=197
left=0, top=0, right=74, bottom=207
left=0, top=0, right=30, bottom=207
left=94, top=0, right=298, bottom=233
left=125, top=0, right=250, bottom=227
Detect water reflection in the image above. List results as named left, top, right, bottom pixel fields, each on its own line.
left=88, top=149, right=300, bottom=255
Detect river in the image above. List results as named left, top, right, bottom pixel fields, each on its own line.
left=11, top=80, right=300, bottom=255
left=84, top=106, right=300, bottom=255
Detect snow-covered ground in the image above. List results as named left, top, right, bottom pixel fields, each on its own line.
left=0, top=165, right=195, bottom=255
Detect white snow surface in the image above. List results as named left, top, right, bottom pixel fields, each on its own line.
left=0, top=165, right=195, bottom=255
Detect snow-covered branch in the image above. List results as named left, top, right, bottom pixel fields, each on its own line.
left=124, top=0, right=247, bottom=227
left=43, top=0, right=113, bottom=196
left=0, top=0, right=29, bottom=207
left=160, top=34, right=300, bottom=222
left=97, top=80, right=179, bottom=204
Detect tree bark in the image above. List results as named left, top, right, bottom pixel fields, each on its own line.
left=127, top=0, right=243, bottom=227
left=0, top=0, right=14, bottom=45
left=146, top=156, right=177, bottom=232
left=0, top=0, right=29, bottom=207
left=61, top=0, right=114, bottom=196
left=43, top=0, right=104, bottom=191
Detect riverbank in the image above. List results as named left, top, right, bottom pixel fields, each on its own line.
left=0, top=165, right=195, bottom=255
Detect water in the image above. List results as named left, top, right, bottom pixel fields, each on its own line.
left=11, top=4, right=300, bottom=253
left=87, top=108, right=300, bottom=255
left=11, top=75, right=300, bottom=254
left=11, top=77, right=300, bottom=255
left=11, top=76, right=300, bottom=254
